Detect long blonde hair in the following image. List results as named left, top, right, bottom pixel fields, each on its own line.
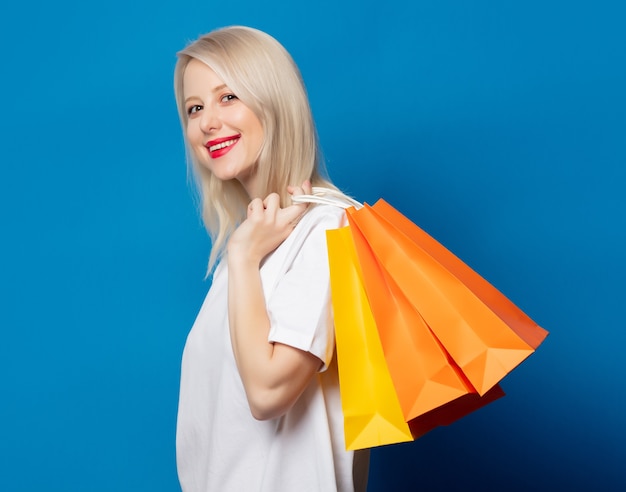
left=174, top=26, right=338, bottom=271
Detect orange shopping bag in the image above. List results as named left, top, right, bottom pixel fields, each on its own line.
left=346, top=202, right=548, bottom=395
left=348, top=215, right=473, bottom=421
left=370, top=199, right=549, bottom=350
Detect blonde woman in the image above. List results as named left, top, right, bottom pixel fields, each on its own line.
left=174, top=26, right=369, bottom=491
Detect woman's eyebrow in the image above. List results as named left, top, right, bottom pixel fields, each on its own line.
left=184, top=84, right=228, bottom=105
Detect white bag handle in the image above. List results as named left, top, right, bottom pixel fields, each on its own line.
left=291, top=186, right=363, bottom=210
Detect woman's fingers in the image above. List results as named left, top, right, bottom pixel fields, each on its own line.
left=255, top=193, right=280, bottom=224
left=247, top=197, right=265, bottom=218
left=287, top=179, right=311, bottom=218
left=262, top=193, right=281, bottom=214
left=248, top=182, right=312, bottom=228
left=287, top=179, right=312, bottom=197
left=235, top=183, right=313, bottom=261
left=280, top=203, right=307, bottom=227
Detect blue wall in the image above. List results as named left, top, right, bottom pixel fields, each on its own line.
left=1, top=1, right=624, bottom=490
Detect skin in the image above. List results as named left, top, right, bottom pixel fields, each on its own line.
left=183, top=59, right=321, bottom=420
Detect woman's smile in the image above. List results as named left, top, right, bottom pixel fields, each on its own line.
left=206, top=134, right=241, bottom=157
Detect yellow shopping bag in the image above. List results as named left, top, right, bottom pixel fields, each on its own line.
left=326, top=226, right=413, bottom=450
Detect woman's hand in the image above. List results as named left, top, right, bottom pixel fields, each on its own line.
left=228, top=180, right=312, bottom=265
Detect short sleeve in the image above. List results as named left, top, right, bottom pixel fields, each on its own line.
left=264, top=205, right=346, bottom=371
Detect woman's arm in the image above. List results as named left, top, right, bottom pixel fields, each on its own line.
left=227, top=184, right=321, bottom=421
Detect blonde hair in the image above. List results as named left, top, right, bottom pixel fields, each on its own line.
left=174, top=26, right=338, bottom=271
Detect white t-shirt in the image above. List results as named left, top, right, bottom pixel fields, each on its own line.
left=176, top=204, right=363, bottom=492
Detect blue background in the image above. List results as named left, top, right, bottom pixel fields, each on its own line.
left=1, top=1, right=624, bottom=490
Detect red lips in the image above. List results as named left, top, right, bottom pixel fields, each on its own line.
left=205, top=134, right=241, bottom=158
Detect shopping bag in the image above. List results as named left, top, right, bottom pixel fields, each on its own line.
left=292, top=187, right=547, bottom=448
left=371, top=199, right=549, bottom=350
left=408, top=384, right=506, bottom=439
left=346, top=201, right=548, bottom=395
left=326, top=225, right=413, bottom=450
left=348, top=214, right=474, bottom=421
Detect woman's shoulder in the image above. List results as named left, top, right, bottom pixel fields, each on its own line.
left=278, top=204, right=346, bottom=258
left=300, top=203, right=347, bottom=229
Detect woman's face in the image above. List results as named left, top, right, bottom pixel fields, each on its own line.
left=183, top=59, right=264, bottom=197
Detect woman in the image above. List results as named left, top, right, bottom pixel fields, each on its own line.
left=173, top=26, right=369, bottom=491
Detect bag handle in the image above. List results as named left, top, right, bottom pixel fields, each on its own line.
left=291, top=186, right=363, bottom=210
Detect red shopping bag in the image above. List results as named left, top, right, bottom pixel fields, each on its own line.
left=408, top=384, right=506, bottom=439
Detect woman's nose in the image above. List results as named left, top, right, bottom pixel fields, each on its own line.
left=199, top=106, right=221, bottom=134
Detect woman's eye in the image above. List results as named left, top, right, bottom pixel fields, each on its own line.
left=221, top=94, right=238, bottom=103
left=187, top=105, right=202, bottom=116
